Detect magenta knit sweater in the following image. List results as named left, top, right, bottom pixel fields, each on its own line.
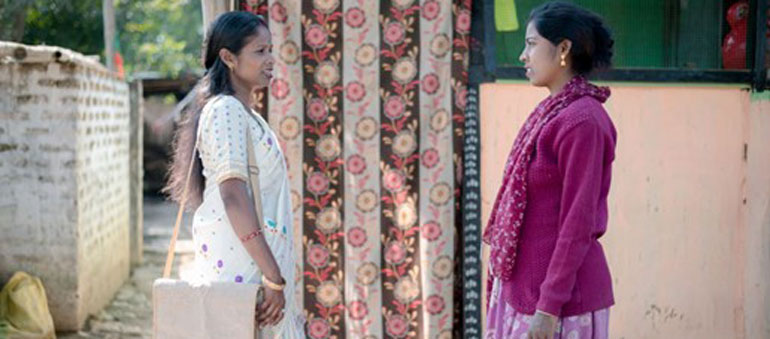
left=497, top=95, right=616, bottom=317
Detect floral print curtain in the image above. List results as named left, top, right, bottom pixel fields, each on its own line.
left=238, top=0, right=471, bottom=337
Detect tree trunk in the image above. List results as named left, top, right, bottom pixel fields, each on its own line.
left=0, top=0, right=29, bottom=41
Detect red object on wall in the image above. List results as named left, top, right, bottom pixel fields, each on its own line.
left=722, top=0, right=749, bottom=69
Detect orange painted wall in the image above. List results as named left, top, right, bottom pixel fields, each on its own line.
left=479, top=82, right=770, bottom=338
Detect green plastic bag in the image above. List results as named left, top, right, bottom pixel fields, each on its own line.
left=0, top=272, right=56, bottom=339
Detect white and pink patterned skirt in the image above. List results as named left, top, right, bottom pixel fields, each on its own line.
left=485, top=278, right=610, bottom=339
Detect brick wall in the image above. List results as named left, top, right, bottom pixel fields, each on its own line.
left=0, top=41, right=131, bottom=331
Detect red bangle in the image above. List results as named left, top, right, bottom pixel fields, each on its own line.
left=240, top=230, right=262, bottom=243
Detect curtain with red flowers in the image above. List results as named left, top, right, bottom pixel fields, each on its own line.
left=239, top=0, right=471, bottom=337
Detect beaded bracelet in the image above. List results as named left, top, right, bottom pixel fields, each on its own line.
left=239, top=229, right=262, bottom=243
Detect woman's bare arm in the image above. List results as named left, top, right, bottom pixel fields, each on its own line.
left=218, top=178, right=283, bottom=284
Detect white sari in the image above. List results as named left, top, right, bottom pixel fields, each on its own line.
left=189, top=95, right=304, bottom=338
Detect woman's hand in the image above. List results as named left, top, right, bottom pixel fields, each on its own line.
left=527, top=311, right=558, bottom=339
left=257, top=287, right=285, bottom=327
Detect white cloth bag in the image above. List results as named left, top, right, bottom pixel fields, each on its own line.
left=153, top=279, right=260, bottom=339
left=153, top=114, right=266, bottom=339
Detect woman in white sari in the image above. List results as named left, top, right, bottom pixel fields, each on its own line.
left=164, top=11, right=303, bottom=338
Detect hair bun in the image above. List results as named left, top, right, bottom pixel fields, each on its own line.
left=529, top=1, right=614, bottom=74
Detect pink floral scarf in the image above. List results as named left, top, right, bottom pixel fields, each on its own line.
left=482, top=76, right=610, bottom=280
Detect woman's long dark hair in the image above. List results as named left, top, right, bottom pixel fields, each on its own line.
left=163, top=11, right=267, bottom=209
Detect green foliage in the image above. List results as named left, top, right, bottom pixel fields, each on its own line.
left=0, top=0, right=203, bottom=78
left=115, top=0, right=204, bottom=78
left=0, top=0, right=34, bottom=41
left=18, top=0, right=104, bottom=56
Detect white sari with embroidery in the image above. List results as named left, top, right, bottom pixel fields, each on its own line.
left=189, top=95, right=303, bottom=338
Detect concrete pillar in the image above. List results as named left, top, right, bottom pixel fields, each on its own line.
left=102, top=0, right=116, bottom=71
left=201, top=0, right=236, bottom=29
left=129, top=80, right=144, bottom=267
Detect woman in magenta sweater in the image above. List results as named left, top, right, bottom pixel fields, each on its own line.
left=483, top=2, right=616, bottom=339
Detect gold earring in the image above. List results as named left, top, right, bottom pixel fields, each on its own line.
left=560, top=54, right=567, bottom=67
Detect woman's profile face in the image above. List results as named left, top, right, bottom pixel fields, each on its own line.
left=519, top=21, right=562, bottom=87
left=231, top=25, right=274, bottom=90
